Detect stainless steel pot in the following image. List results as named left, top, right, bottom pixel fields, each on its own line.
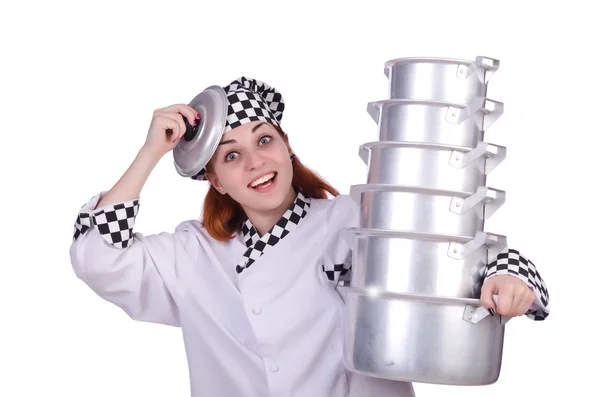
left=342, top=227, right=507, bottom=298
left=350, top=184, right=505, bottom=238
left=338, top=287, right=508, bottom=385
left=342, top=54, right=509, bottom=386
left=384, top=56, right=499, bottom=104
left=359, top=141, right=506, bottom=194
left=367, top=97, right=503, bottom=148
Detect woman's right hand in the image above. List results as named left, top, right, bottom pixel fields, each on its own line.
left=142, top=104, right=200, bottom=158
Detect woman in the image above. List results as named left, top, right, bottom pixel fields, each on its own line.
left=70, top=77, right=550, bottom=397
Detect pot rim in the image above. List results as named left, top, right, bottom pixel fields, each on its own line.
left=384, top=56, right=474, bottom=69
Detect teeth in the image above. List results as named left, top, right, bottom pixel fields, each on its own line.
left=250, top=173, right=275, bottom=187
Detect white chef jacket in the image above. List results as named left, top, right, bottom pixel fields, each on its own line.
left=69, top=190, right=549, bottom=397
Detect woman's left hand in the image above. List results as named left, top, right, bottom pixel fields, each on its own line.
left=480, top=275, right=535, bottom=317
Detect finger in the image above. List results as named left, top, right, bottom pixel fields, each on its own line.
left=479, top=278, right=497, bottom=311
left=159, top=104, right=199, bottom=126
left=156, top=103, right=189, bottom=114
left=182, top=104, right=200, bottom=126
left=160, top=113, right=186, bottom=141
left=155, top=115, right=182, bottom=143
left=496, top=285, right=515, bottom=316
left=515, top=289, right=534, bottom=316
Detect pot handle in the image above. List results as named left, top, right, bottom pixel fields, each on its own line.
left=456, top=56, right=500, bottom=84
left=367, top=101, right=381, bottom=124
left=463, top=294, right=511, bottom=325
left=358, top=145, right=369, bottom=165
left=449, top=186, right=505, bottom=220
left=335, top=285, right=512, bottom=325
left=447, top=230, right=507, bottom=261
left=448, top=141, right=507, bottom=174
left=445, top=96, right=504, bottom=131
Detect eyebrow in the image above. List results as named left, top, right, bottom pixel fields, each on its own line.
left=218, top=122, right=269, bottom=146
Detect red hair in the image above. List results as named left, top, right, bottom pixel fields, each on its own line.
left=201, top=125, right=339, bottom=241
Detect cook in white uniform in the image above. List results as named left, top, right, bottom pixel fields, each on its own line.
left=70, top=76, right=550, bottom=397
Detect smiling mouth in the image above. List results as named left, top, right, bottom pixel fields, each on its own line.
left=249, top=172, right=277, bottom=189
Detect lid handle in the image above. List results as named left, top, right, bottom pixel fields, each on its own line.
left=166, top=114, right=200, bottom=142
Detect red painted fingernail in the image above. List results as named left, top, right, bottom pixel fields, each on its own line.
left=196, top=113, right=201, bottom=118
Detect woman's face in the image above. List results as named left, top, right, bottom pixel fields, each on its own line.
left=205, top=121, right=295, bottom=214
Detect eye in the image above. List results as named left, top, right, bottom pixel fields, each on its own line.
left=225, top=151, right=238, bottom=162
left=259, top=135, right=272, bottom=145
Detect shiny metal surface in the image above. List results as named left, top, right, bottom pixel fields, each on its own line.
left=341, top=55, right=508, bottom=386
left=173, top=85, right=228, bottom=178
left=342, top=227, right=507, bottom=299
left=339, top=288, right=505, bottom=385
left=367, top=98, right=504, bottom=148
left=359, top=141, right=506, bottom=194
left=384, top=56, right=499, bottom=104
left=350, top=184, right=505, bottom=238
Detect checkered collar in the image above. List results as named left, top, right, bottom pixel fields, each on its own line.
left=236, top=191, right=311, bottom=274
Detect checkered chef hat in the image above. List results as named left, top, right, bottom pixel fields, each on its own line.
left=191, top=76, right=285, bottom=180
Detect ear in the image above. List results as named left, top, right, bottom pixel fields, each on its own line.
left=204, top=171, right=225, bottom=194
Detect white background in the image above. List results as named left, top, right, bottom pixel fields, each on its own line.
left=1, top=0, right=597, bottom=396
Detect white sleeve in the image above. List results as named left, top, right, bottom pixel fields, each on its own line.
left=69, top=191, right=192, bottom=327
left=321, top=195, right=360, bottom=285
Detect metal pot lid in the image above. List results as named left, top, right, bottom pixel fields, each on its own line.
left=173, top=85, right=228, bottom=178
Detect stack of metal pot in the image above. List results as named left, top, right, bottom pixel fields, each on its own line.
left=339, top=56, right=510, bottom=386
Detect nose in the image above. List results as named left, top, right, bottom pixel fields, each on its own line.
left=244, top=149, right=266, bottom=171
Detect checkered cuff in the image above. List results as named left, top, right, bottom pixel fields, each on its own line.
left=72, top=192, right=140, bottom=249
left=485, top=248, right=550, bottom=321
